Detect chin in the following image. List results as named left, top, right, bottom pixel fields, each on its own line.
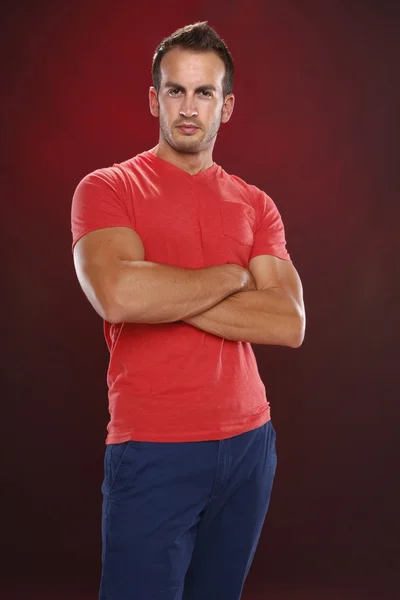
left=171, top=138, right=204, bottom=154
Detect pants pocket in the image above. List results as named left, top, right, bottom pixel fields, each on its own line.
left=102, top=441, right=132, bottom=495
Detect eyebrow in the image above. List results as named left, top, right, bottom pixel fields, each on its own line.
left=164, top=81, right=217, bottom=92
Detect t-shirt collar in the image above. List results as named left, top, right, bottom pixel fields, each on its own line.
left=143, top=150, right=219, bottom=180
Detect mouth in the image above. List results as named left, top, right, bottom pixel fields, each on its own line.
left=177, top=125, right=200, bottom=135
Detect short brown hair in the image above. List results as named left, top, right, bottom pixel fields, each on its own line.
left=152, top=21, right=234, bottom=97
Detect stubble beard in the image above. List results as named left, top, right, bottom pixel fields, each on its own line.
left=159, top=108, right=222, bottom=155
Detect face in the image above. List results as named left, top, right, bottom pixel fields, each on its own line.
left=149, top=46, right=234, bottom=155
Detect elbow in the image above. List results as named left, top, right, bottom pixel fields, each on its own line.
left=104, top=307, right=123, bottom=324
left=93, top=299, right=121, bottom=324
left=95, top=287, right=122, bottom=324
left=80, top=288, right=122, bottom=324
left=103, top=300, right=132, bottom=324
left=99, top=288, right=126, bottom=325
left=76, top=269, right=136, bottom=324
left=288, top=310, right=306, bottom=348
left=289, top=333, right=304, bottom=349
left=103, top=290, right=142, bottom=325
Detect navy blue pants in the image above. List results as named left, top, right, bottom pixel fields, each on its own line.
left=99, top=420, right=277, bottom=600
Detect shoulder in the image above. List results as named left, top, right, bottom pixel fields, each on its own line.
left=218, top=168, right=274, bottom=210
left=75, top=151, right=151, bottom=192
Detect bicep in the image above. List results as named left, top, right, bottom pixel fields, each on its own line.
left=248, top=254, right=304, bottom=310
left=73, top=226, right=145, bottom=319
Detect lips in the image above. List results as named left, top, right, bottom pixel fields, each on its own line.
left=177, top=125, right=199, bottom=134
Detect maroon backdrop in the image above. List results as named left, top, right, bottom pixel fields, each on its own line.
left=2, top=1, right=398, bottom=598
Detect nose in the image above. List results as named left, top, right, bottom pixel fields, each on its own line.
left=179, top=94, right=198, bottom=118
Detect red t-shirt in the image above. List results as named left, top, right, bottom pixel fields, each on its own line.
left=71, top=150, right=291, bottom=444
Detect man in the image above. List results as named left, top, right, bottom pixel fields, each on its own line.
left=71, top=21, right=305, bottom=600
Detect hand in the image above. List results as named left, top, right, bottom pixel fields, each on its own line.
left=243, top=268, right=257, bottom=292
left=223, top=263, right=257, bottom=293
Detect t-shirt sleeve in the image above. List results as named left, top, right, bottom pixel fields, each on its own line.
left=71, top=168, right=133, bottom=253
left=249, top=189, right=291, bottom=261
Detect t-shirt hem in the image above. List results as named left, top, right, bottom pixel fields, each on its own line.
left=71, top=223, right=135, bottom=253
left=105, top=410, right=271, bottom=444
left=250, top=248, right=291, bottom=262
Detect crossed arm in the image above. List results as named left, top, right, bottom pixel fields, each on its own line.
left=182, top=255, right=305, bottom=347
left=74, top=227, right=305, bottom=348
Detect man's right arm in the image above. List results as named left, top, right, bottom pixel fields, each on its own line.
left=73, top=226, right=255, bottom=324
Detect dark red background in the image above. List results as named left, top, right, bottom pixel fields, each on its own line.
left=2, top=1, right=398, bottom=598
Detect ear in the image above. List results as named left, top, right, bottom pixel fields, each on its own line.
left=149, top=87, right=159, bottom=118
left=221, top=94, right=235, bottom=124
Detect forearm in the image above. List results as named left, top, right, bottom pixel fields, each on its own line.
left=182, top=288, right=305, bottom=347
left=109, top=261, right=245, bottom=324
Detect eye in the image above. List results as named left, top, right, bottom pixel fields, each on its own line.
left=168, top=88, right=181, bottom=96
left=199, top=90, right=212, bottom=97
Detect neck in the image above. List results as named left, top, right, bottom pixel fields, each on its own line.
left=149, top=139, right=215, bottom=175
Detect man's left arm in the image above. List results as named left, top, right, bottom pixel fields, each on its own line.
left=182, top=255, right=305, bottom=347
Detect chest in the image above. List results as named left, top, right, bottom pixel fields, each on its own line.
left=125, top=174, right=256, bottom=268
